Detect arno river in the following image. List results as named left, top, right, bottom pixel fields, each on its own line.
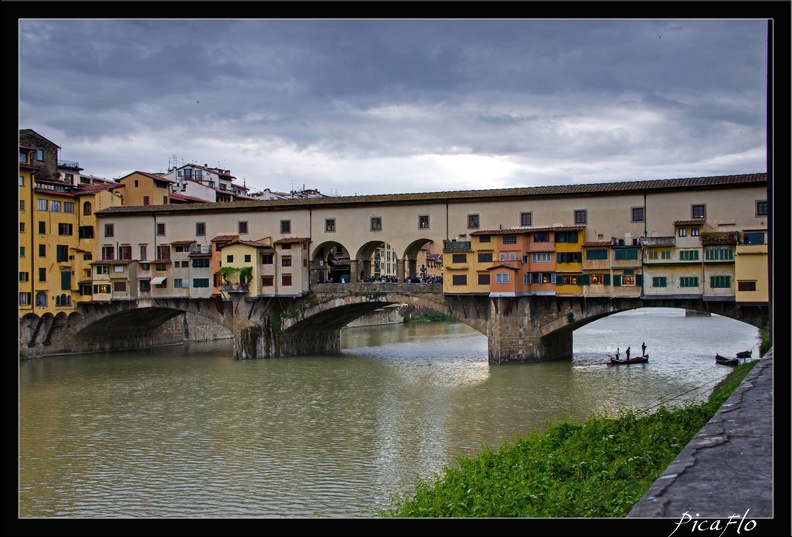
left=19, top=308, right=760, bottom=518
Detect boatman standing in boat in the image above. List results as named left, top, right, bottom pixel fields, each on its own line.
left=616, top=347, right=620, bottom=359
left=626, top=347, right=631, bottom=360
left=641, top=342, right=646, bottom=356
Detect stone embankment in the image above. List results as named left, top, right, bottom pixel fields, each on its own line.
left=628, top=349, right=773, bottom=519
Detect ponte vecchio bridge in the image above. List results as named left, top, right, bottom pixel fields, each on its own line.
left=20, top=173, right=770, bottom=362
left=30, top=281, right=768, bottom=364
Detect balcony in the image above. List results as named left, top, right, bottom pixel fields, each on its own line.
left=443, top=240, right=471, bottom=252
left=221, top=283, right=249, bottom=293
left=638, top=236, right=676, bottom=247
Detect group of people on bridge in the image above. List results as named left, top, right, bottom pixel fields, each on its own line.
left=322, top=275, right=442, bottom=284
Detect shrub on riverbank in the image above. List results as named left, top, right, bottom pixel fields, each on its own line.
left=404, top=310, right=455, bottom=323
left=379, top=360, right=758, bottom=518
left=760, top=329, right=771, bottom=355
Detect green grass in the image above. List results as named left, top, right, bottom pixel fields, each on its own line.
left=378, top=359, right=758, bottom=518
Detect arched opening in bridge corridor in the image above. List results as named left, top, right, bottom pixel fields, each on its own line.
left=311, top=241, right=352, bottom=284
left=402, top=238, right=441, bottom=283
left=354, top=241, right=400, bottom=282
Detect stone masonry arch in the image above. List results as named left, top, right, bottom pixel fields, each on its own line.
left=23, top=288, right=768, bottom=362
left=20, top=299, right=234, bottom=359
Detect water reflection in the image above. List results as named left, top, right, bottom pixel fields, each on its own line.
left=19, top=309, right=760, bottom=518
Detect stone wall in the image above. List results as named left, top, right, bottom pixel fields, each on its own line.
left=19, top=312, right=232, bottom=360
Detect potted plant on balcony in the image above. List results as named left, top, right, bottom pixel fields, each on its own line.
left=238, top=266, right=253, bottom=291
left=217, top=266, right=240, bottom=290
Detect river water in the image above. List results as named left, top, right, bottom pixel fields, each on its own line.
left=18, top=308, right=760, bottom=518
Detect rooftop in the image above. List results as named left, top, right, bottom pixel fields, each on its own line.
left=96, top=173, right=767, bottom=216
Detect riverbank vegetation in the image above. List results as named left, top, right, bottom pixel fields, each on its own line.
left=760, top=329, right=771, bottom=354
left=404, top=309, right=455, bottom=323
left=378, top=359, right=758, bottom=518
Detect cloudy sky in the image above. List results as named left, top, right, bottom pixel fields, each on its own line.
left=19, top=18, right=770, bottom=197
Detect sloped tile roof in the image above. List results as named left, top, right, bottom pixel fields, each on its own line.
left=274, top=237, right=311, bottom=244
left=211, top=234, right=240, bottom=242
left=471, top=224, right=586, bottom=235
left=487, top=263, right=520, bottom=271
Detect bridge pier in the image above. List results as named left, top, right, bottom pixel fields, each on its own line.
left=234, top=323, right=341, bottom=359
left=487, top=297, right=574, bottom=364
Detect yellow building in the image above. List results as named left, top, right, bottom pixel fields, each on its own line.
left=19, top=130, right=124, bottom=317
left=735, top=229, right=769, bottom=304
left=216, top=237, right=275, bottom=297
left=550, top=226, right=585, bottom=296
left=18, top=144, right=37, bottom=315
left=116, top=171, right=174, bottom=206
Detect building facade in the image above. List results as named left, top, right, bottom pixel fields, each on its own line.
left=19, top=130, right=124, bottom=318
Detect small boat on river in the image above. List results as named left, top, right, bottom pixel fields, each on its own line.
left=606, top=354, right=649, bottom=366
left=715, top=354, right=739, bottom=367
left=735, top=349, right=752, bottom=359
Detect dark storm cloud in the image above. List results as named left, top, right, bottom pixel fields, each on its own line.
left=19, top=18, right=769, bottom=195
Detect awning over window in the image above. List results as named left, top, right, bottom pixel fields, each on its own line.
left=150, top=277, right=166, bottom=285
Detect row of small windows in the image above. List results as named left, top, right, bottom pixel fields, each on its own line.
left=107, top=220, right=296, bottom=238
left=18, top=148, right=45, bottom=162
left=21, top=197, right=95, bottom=215
left=452, top=273, right=649, bottom=286
left=18, top=292, right=73, bottom=307
left=586, top=248, right=640, bottom=260
left=96, top=202, right=769, bottom=240
left=453, top=273, right=739, bottom=289
left=445, top=245, right=749, bottom=266
left=650, top=276, right=733, bottom=288
left=36, top=199, right=76, bottom=213
left=447, top=203, right=767, bottom=229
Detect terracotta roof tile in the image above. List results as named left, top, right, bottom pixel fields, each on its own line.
left=274, top=237, right=311, bottom=244
left=487, top=263, right=520, bottom=271
left=211, top=234, right=240, bottom=242
left=472, top=224, right=586, bottom=235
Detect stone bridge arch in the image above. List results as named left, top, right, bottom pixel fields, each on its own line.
left=22, top=287, right=768, bottom=363
left=235, top=286, right=488, bottom=359
left=20, top=299, right=235, bottom=358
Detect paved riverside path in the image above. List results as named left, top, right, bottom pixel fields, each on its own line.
left=628, top=348, right=774, bottom=520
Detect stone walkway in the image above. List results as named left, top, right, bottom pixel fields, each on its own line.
left=628, top=349, right=774, bottom=520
